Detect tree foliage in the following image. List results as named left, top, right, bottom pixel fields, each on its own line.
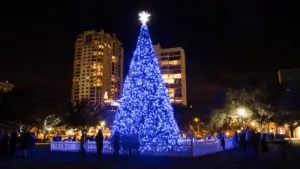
left=66, top=99, right=99, bottom=130
left=0, top=87, right=70, bottom=132
left=0, top=88, right=38, bottom=131
left=210, top=88, right=273, bottom=129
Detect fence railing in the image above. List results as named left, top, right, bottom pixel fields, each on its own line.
left=285, top=138, right=300, bottom=144
left=50, top=137, right=234, bottom=157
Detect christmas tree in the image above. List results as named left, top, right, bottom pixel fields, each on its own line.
left=112, top=11, right=180, bottom=152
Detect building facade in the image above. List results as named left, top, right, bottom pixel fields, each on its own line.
left=153, top=43, right=187, bottom=106
left=72, top=30, right=124, bottom=105
left=278, top=69, right=300, bottom=85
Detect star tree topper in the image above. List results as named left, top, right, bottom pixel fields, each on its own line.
left=139, top=11, right=151, bottom=25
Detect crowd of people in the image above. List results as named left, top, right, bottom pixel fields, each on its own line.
left=78, top=130, right=141, bottom=162
left=0, top=129, right=36, bottom=160
left=1, top=126, right=281, bottom=162
left=212, top=127, right=285, bottom=156
left=233, top=127, right=271, bottom=155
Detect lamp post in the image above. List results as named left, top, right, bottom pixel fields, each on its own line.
left=100, top=120, right=106, bottom=130
left=237, top=108, right=246, bottom=127
left=100, top=120, right=106, bottom=127
left=193, top=118, right=201, bottom=137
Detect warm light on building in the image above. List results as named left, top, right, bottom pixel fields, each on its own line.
left=153, top=43, right=187, bottom=106
left=71, top=30, right=124, bottom=105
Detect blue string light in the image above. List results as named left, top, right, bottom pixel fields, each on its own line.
left=112, top=25, right=181, bottom=152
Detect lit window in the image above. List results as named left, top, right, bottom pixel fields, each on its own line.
left=164, top=79, right=174, bottom=84
left=168, top=88, right=175, bottom=98
left=162, top=74, right=168, bottom=79
left=174, top=74, right=181, bottom=79
left=169, top=60, right=181, bottom=65
left=160, top=61, right=169, bottom=65
left=162, top=74, right=175, bottom=84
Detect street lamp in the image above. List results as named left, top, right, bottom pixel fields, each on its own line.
left=193, top=118, right=200, bottom=136
left=100, top=120, right=106, bottom=127
left=194, top=118, right=199, bottom=122
left=237, top=108, right=246, bottom=127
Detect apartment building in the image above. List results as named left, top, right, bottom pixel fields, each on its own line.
left=153, top=43, right=187, bottom=105
left=72, top=30, right=124, bottom=105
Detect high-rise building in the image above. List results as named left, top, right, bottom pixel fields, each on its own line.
left=153, top=43, right=187, bottom=106
left=72, top=30, right=124, bottom=105
left=278, top=69, right=300, bottom=84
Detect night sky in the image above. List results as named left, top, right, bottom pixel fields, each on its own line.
left=1, top=1, right=299, bottom=107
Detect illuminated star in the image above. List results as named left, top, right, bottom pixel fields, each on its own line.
left=139, top=11, right=151, bottom=25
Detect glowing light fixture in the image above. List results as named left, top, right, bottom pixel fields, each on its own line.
left=237, top=108, right=246, bottom=117
left=139, top=11, right=151, bottom=25
left=100, top=120, right=106, bottom=127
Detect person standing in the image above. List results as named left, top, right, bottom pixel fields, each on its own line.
left=0, top=130, right=9, bottom=159
left=25, top=132, right=35, bottom=158
left=9, top=130, right=18, bottom=158
left=245, top=128, right=251, bottom=152
left=95, top=129, right=104, bottom=162
left=251, top=130, right=259, bottom=157
left=240, top=130, right=246, bottom=152
left=220, top=131, right=226, bottom=151
left=112, top=131, right=120, bottom=158
left=80, top=130, right=87, bottom=162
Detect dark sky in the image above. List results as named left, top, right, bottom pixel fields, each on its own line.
left=1, top=0, right=299, bottom=106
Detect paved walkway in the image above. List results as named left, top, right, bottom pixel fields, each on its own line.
left=1, top=145, right=300, bottom=169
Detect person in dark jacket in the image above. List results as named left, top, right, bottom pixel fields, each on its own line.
left=220, top=131, right=226, bottom=151
left=80, top=130, right=87, bottom=162
left=95, top=129, right=104, bottom=161
left=10, top=130, right=18, bottom=158
left=25, top=132, right=35, bottom=158
left=0, top=130, right=9, bottom=159
left=240, top=130, right=246, bottom=152
left=112, top=131, right=120, bottom=158
left=19, top=132, right=26, bottom=157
